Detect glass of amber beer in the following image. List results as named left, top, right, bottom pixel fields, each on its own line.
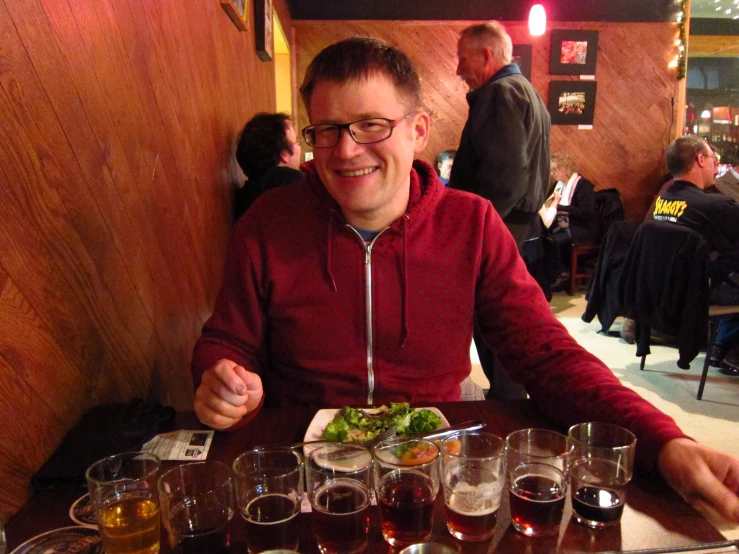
left=86, top=452, right=162, bottom=554
left=505, top=429, right=573, bottom=537
left=306, top=444, right=373, bottom=554
left=568, top=422, right=636, bottom=528
left=440, top=432, right=505, bottom=541
left=372, top=437, right=440, bottom=547
left=233, top=447, right=304, bottom=554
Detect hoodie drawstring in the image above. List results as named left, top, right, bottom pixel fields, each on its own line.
left=326, top=214, right=338, bottom=292
left=401, top=215, right=410, bottom=347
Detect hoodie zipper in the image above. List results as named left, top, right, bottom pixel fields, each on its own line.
left=347, top=225, right=389, bottom=405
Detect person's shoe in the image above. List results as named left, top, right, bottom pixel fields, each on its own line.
left=719, top=347, right=739, bottom=376
left=709, top=344, right=729, bottom=368
left=619, top=318, right=636, bottom=344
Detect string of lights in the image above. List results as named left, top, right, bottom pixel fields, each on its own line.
left=671, top=0, right=688, bottom=80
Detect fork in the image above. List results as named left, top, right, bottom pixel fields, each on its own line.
left=288, top=425, right=398, bottom=450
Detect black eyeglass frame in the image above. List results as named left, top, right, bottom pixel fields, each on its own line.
left=301, top=112, right=417, bottom=148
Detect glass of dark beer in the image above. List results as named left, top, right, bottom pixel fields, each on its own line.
left=158, top=461, right=235, bottom=554
left=233, top=447, right=304, bottom=554
left=505, top=429, right=573, bottom=537
left=372, top=437, right=440, bottom=547
left=568, top=422, right=636, bottom=528
left=306, top=444, right=373, bottom=554
left=440, top=431, right=505, bottom=542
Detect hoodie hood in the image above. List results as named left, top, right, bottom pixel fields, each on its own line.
left=299, top=159, right=445, bottom=231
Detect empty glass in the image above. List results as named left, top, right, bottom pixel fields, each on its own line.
left=158, top=461, right=235, bottom=554
left=233, top=447, right=304, bottom=554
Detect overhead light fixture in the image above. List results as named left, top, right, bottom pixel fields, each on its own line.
left=701, top=109, right=712, bottom=119
left=529, top=4, right=546, bottom=36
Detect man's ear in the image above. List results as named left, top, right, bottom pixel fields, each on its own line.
left=279, top=149, right=291, bottom=166
left=412, top=111, right=431, bottom=154
left=482, top=47, right=494, bottom=65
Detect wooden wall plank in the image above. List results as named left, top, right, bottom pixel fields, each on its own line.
left=0, top=0, right=292, bottom=520
left=294, top=20, right=679, bottom=218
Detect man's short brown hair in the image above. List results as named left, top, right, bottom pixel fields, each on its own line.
left=299, top=37, right=422, bottom=115
left=666, top=136, right=710, bottom=177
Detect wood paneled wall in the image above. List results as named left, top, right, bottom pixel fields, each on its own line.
left=0, top=0, right=290, bottom=519
left=294, top=21, right=680, bottom=217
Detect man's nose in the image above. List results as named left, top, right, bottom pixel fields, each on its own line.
left=333, top=128, right=363, bottom=158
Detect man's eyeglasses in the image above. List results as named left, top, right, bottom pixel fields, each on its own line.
left=302, top=112, right=417, bottom=148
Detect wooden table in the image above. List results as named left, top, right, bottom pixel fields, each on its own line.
left=6, top=400, right=736, bottom=553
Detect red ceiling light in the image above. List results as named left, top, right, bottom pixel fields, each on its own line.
left=529, top=4, right=546, bottom=36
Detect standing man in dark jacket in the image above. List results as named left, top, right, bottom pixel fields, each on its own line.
left=449, top=22, right=550, bottom=246
left=449, top=21, right=551, bottom=399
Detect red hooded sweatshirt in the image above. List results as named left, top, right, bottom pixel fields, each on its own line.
left=192, top=160, right=687, bottom=466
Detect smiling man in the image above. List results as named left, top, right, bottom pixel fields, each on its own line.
left=190, top=37, right=739, bottom=524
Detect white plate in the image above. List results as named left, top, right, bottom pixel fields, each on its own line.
left=302, top=407, right=450, bottom=459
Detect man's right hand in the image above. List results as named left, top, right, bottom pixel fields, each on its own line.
left=194, top=359, right=264, bottom=430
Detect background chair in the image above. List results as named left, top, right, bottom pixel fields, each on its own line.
left=619, top=221, right=739, bottom=399
left=567, top=188, right=625, bottom=296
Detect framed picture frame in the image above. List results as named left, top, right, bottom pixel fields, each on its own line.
left=549, top=30, right=599, bottom=75
left=511, top=44, right=532, bottom=82
left=255, top=0, right=274, bottom=62
left=548, top=81, right=597, bottom=125
left=221, top=0, right=247, bottom=31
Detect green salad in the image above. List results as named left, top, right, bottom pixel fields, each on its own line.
left=321, top=402, right=442, bottom=443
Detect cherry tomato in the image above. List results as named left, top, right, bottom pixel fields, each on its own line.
left=441, top=439, right=462, bottom=456
left=400, top=443, right=438, bottom=465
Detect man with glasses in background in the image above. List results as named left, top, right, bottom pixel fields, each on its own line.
left=654, top=136, right=739, bottom=376
left=233, top=112, right=304, bottom=220
left=190, top=38, right=739, bottom=525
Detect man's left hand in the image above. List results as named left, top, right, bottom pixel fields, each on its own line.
left=658, top=437, right=739, bottom=523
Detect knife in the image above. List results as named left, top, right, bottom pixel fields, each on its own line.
left=415, top=420, right=486, bottom=441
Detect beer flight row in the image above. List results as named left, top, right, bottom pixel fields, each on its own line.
left=84, top=422, right=636, bottom=554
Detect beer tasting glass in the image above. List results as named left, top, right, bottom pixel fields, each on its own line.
left=440, top=431, right=505, bottom=542
left=568, top=422, right=637, bottom=528
left=158, top=461, right=235, bottom=554
left=306, top=444, right=373, bottom=554
left=372, top=437, right=440, bottom=547
left=85, top=452, right=162, bottom=554
left=505, top=429, right=572, bottom=537
left=233, top=446, right=304, bottom=554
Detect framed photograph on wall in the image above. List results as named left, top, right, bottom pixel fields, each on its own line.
left=221, top=0, right=247, bottom=31
left=511, top=44, right=532, bottom=81
left=548, top=81, right=597, bottom=125
left=255, top=0, right=274, bottom=61
left=549, top=30, right=599, bottom=75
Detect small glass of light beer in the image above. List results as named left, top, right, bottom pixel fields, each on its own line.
left=233, top=447, right=304, bottom=554
left=505, top=429, right=573, bottom=537
left=86, top=452, right=162, bottom=554
left=306, top=444, right=373, bottom=554
left=158, top=461, right=235, bottom=554
left=568, top=422, right=636, bottom=528
left=440, top=431, right=505, bottom=542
